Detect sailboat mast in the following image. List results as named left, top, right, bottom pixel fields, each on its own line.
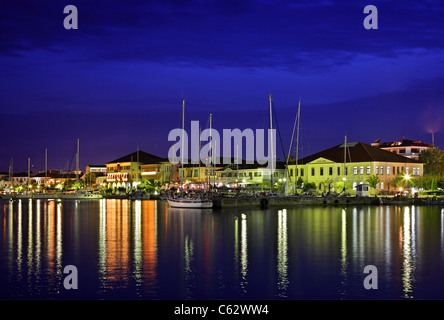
left=209, top=113, right=212, bottom=189
left=137, top=145, right=139, bottom=185
left=269, top=94, right=274, bottom=193
left=9, top=158, right=13, bottom=188
left=236, top=144, right=239, bottom=183
left=199, top=126, right=201, bottom=184
left=76, top=138, right=79, bottom=189
left=45, top=148, right=48, bottom=179
left=28, top=157, right=30, bottom=190
left=343, top=135, right=347, bottom=192
left=295, top=99, right=301, bottom=194
left=181, top=99, right=185, bottom=186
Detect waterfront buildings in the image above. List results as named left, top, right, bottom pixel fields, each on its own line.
left=105, top=150, right=172, bottom=189
left=371, top=137, right=433, bottom=160
left=287, top=141, right=423, bottom=194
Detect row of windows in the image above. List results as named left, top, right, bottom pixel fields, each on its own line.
left=289, top=165, right=421, bottom=177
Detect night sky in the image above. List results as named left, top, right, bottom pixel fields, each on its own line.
left=1, top=0, right=443, bottom=172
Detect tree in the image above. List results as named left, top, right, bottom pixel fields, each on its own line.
left=418, top=148, right=444, bottom=178
left=366, top=175, right=380, bottom=194
left=85, top=173, right=96, bottom=187
left=414, top=175, right=434, bottom=190
left=141, top=179, right=161, bottom=193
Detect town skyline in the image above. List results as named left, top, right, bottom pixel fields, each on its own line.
left=1, top=1, right=443, bottom=172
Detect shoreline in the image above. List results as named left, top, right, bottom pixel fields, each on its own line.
left=1, top=194, right=443, bottom=208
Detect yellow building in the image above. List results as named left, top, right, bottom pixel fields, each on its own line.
left=178, top=162, right=223, bottom=186
left=287, top=141, right=423, bottom=194
left=216, top=162, right=286, bottom=188
left=105, top=151, right=164, bottom=189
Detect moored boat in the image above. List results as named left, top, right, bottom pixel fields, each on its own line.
left=167, top=197, right=213, bottom=208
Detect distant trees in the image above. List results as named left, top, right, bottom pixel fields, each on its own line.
left=419, top=148, right=444, bottom=178
left=366, top=175, right=380, bottom=194
left=417, top=148, right=444, bottom=190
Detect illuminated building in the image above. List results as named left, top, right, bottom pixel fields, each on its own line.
left=105, top=150, right=169, bottom=189
left=287, top=141, right=424, bottom=194
left=371, top=137, right=433, bottom=160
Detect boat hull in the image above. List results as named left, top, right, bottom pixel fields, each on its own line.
left=167, top=198, right=213, bottom=208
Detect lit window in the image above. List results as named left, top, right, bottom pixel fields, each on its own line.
left=413, top=168, right=416, bottom=176
left=387, top=166, right=391, bottom=175
left=380, top=166, right=384, bottom=175
left=360, top=166, right=364, bottom=175
left=366, top=166, right=371, bottom=175
left=376, top=166, right=379, bottom=175
left=353, top=167, right=358, bottom=175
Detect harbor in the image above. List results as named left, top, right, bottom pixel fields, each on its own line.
left=2, top=198, right=444, bottom=300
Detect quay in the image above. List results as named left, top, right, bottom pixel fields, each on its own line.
left=213, top=196, right=380, bottom=209
left=2, top=194, right=443, bottom=209
left=212, top=195, right=444, bottom=209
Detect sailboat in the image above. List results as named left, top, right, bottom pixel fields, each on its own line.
left=167, top=99, right=213, bottom=209
left=35, top=139, right=103, bottom=200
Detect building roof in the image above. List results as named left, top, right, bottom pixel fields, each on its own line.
left=105, top=151, right=163, bottom=165
left=373, top=138, right=432, bottom=148
left=294, top=142, right=420, bottom=165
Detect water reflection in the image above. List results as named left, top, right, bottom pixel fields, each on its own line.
left=234, top=213, right=248, bottom=296
left=402, top=207, right=414, bottom=298
left=276, top=209, right=288, bottom=298
left=339, top=209, right=347, bottom=295
left=2, top=200, right=444, bottom=299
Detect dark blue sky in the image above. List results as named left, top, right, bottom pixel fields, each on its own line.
left=1, top=0, right=443, bottom=172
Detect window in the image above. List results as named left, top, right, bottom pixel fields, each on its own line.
left=353, top=167, right=358, bottom=175
left=345, top=167, right=348, bottom=175
left=406, top=167, right=409, bottom=175
left=329, top=167, right=333, bottom=175
left=320, top=167, right=324, bottom=176
left=376, top=166, right=379, bottom=175
left=387, top=166, right=391, bottom=175
left=413, top=168, right=416, bottom=176
left=290, top=169, right=293, bottom=176
left=353, top=182, right=357, bottom=190
left=366, top=166, right=371, bottom=175
left=399, top=149, right=406, bottom=154
left=301, top=168, right=304, bottom=176
left=360, top=166, right=364, bottom=175
left=337, top=167, right=341, bottom=176
left=417, top=167, right=420, bottom=176
left=380, top=182, right=384, bottom=190
left=311, top=168, right=315, bottom=176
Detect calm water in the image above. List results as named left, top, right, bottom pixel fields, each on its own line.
left=1, top=198, right=444, bottom=299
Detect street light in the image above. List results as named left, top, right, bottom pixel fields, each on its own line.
left=404, top=174, right=411, bottom=194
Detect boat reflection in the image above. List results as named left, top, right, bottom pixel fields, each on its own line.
left=2, top=199, right=444, bottom=299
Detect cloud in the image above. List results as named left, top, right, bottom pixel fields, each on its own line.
left=1, top=0, right=443, bottom=72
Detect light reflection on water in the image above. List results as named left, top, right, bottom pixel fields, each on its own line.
left=1, top=199, right=444, bottom=299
